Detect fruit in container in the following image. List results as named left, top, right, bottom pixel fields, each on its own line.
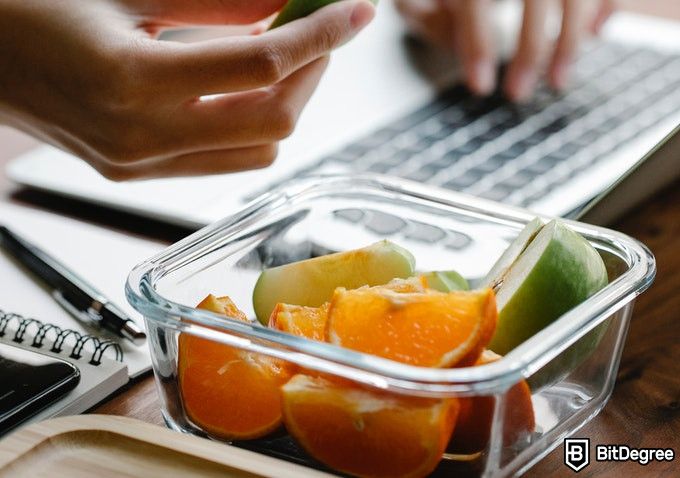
left=253, top=240, right=415, bottom=324
left=327, top=286, right=497, bottom=367
left=178, top=295, right=290, bottom=440
left=487, top=220, right=608, bottom=353
left=268, top=302, right=329, bottom=341
left=485, top=219, right=609, bottom=389
left=420, top=270, right=469, bottom=292
left=267, top=277, right=427, bottom=340
left=282, top=374, right=458, bottom=478
left=447, top=350, right=535, bottom=454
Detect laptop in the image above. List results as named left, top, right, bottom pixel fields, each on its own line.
left=7, top=2, right=680, bottom=229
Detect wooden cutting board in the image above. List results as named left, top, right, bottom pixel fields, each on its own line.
left=0, top=415, right=334, bottom=477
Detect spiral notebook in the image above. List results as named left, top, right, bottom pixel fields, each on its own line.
left=0, top=310, right=128, bottom=427
left=0, top=201, right=163, bottom=430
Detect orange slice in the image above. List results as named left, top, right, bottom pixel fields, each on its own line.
left=377, top=276, right=428, bottom=293
left=178, top=295, right=289, bottom=440
left=448, top=350, right=535, bottom=453
left=282, top=374, right=459, bottom=478
left=268, top=302, right=329, bottom=341
left=267, top=277, right=426, bottom=341
left=327, top=287, right=497, bottom=367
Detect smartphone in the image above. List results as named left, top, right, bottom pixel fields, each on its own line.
left=0, top=343, right=80, bottom=433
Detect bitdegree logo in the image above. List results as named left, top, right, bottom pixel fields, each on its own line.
left=564, top=438, right=675, bottom=472
left=596, top=444, right=675, bottom=465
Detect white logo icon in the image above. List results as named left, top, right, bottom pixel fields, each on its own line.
left=565, top=438, right=590, bottom=472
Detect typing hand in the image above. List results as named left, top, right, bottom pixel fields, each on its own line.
left=395, top=0, right=615, bottom=101
left=0, top=0, right=375, bottom=180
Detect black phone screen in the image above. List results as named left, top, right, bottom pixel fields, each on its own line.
left=0, top=343, right=80, bottom=433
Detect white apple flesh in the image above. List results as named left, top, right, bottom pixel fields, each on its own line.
left=252, top=240, right=415, bottom=324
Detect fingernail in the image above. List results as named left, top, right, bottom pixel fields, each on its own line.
left=469, top=60, right=496, bottom=96
left=509, top=67, right=537, bottom=102
left=350, top=1, right=376, bottom=31
left=551, top=61, right=569, bottom=91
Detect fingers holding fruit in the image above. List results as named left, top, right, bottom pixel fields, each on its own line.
left=1, top=0, right=375, bottom=180
left=92, top=56, right=330, bottom=180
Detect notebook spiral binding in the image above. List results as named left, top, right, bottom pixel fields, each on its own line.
left=0, top=309, right=123, bottom=365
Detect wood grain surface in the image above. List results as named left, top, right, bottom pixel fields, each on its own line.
left=0, top=415, right=331, bottom=478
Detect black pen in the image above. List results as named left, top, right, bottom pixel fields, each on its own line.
left=0, top=225, right=146, bottom=345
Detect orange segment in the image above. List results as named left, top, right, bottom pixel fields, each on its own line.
left=195, top=294, right=248, bottom=321
left=448, top=350, right=535, bottom=454
left=377, top=276, right=428, bottom=293
left=282, top=374, right=459, bottom=478
left=178, top=295, right=290, bottom=440
left=266, top=278, right=426, bottom=342
left=327, top=287, right=497, bottom=367
left=268, top=303, right=329, bottom=341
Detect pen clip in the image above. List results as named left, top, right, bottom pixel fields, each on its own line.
left=52, top=290, right=103, bottom=328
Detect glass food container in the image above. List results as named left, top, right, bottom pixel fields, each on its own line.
left=126, top=175, right=655, bottom=477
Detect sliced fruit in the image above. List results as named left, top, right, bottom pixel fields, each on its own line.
left=195, top=294, right=248, bottom=321
left=327, top=287, right=497, bottom=367
left=447, top=350, right=535, bottom=454
left=268, top=277, right=426, bottom=341
left=253, top=240, right=415, bottom=324
left=378, top=276, right=428, bottom=293
left=420, top=270, right=469, bottom=292
left=482, top=218, right=544, bottom=289
left=270, top=0, right=378, bottom=29
left=178, top=295, right=290, bottom=440
left=268, top=302, right=329, bottom=341
left=282, top=374, right=458, bottom=478
left=488, top=220, right=608, bottom=355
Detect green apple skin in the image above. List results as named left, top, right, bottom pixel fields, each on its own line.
left=489, top=220, right=608, bottom=356
left=421, top=270, right=469, bottom=292
left=270, top=0, right=379, bottom=29
left=253, top=240, right=415, bottom=324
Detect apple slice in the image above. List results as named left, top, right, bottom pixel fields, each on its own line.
left=253, top=240, right=415, bottom=324
left=486, top=220, right=608, bottom=388
left=270, top=0, right=379, bottom=29
left=421, top=270, right=469, bottom=292
left=482, top=217, right=545, bottom=289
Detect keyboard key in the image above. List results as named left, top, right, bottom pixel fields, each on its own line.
left=453, top=137, right=485, bottom=155
left=479, top=186, right=513, bottom=202
left=442, top=171, right=483, bottom=190
left=444, top=231, right=472, bottom=250
left=365, top=161, right=396, bottom=174
left=334, top=208, right=365, bottom=223
left=498, top=172, right=535, bottom=190
left=404, top=167, right=438, bottom=182
left=365, top=211, right=407, bottom=235
left=404, top=222, right=446, bottom=243
left=527, top=155, right=561, bottom=174
left=405, top=136, right=437, bottom=154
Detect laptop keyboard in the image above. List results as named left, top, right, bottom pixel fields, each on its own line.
left=248, top=42, right=680, bottom=212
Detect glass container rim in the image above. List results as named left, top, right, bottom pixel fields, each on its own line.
left=126, top=175, right=656, bottom=394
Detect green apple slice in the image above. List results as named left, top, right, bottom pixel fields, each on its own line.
left=421, top=270, right=469, bottom=292
left=253, top=240, right=415, bottom=324
left=270, top=0, right=379, bottom=29
left=482, top=217, right=544, bottom=289
left=488, top=219, right=608, bottom=366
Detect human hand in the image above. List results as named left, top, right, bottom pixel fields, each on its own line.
left=394, top=0, right=615, bottom=101
left=0, top=0, right=375, bottom=180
